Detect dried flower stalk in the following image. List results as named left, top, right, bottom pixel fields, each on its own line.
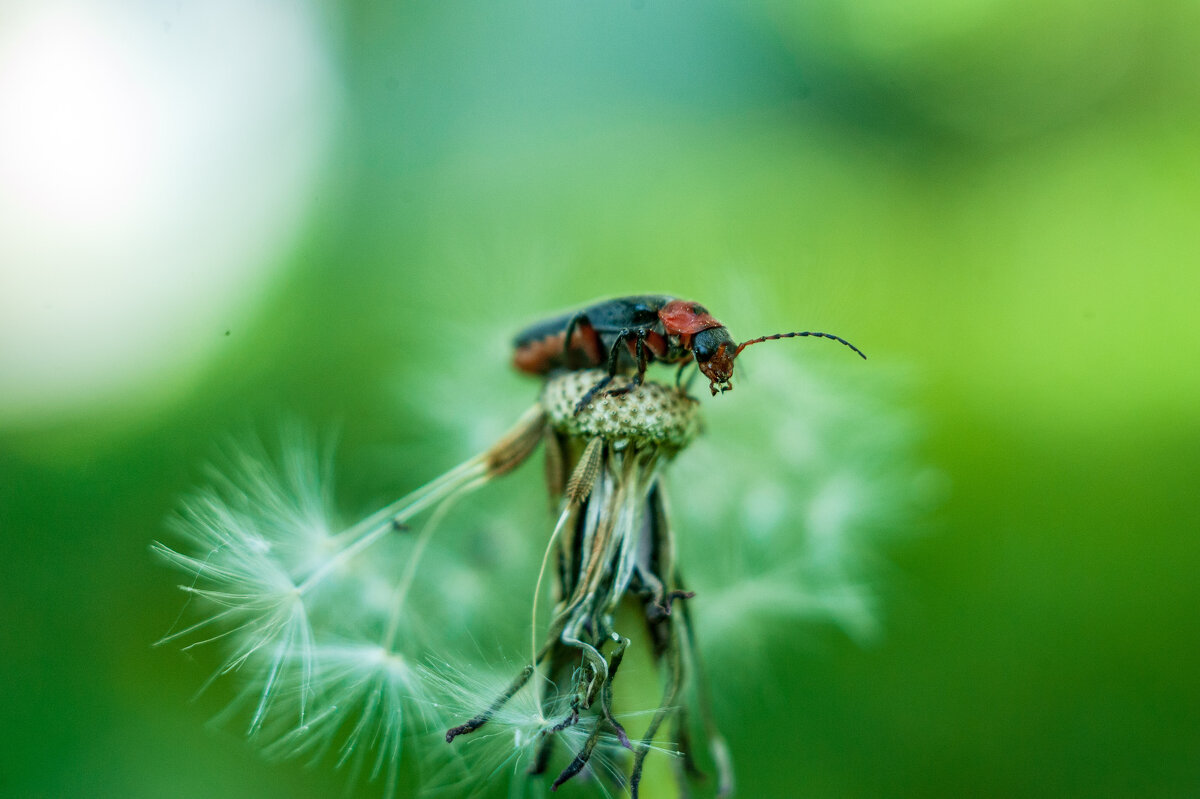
left=446, top=370, right=732, bottom=797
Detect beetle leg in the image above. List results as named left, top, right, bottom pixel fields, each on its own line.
left=574, top=328, right=636, bottom=414
left=608, top=329, right=650, bottom=397
left=562, top=313, right=585, bottom=369
left=635, top=330, right=650, bottom=384
left=672, top=360, right=701, bottom=398
left=563, top=312, right=603, bottom=369
left=573, top=374, right=615, bottom=415
left=563, top=313, right=580, bottom=353
left=605, top=329, right=633, bottom=377
left=674, top=360, right=689, bottom=389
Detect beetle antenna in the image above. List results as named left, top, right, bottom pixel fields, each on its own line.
left=736, top=331, right=867, bottom=359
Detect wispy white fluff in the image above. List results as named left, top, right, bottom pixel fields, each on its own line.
left=674, top=350, right=937, bottom=645
left=264, top=639, right=433, bottom=796
left=155, top=427, right=491, bottom=790
left=153, top=432, right=334, bottom=731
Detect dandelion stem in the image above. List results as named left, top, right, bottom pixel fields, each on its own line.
left=530, top=437, right=605, bottom=703
left=297, top=459, right=488, bottom=595
left=337, top=456, right=487, bottom=545
left=382, top=475, right=487, bottom=650
left=300, top=404, right=546, bottom=596
left=530, top=506, right=572, bottom=679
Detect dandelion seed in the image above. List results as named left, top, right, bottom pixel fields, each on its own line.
left=264, top=639, right=431, bottom=796
left=153, top=449, right=326, bottom=732
left=157, top=408, right=546, bottom=779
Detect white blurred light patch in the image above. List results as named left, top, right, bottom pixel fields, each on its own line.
left=0, top=1, right=338, bottom=427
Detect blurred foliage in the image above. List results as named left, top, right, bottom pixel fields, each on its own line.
left=2, top=1, right=1198, bottom=797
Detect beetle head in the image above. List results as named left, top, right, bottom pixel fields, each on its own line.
left=696, top=326, right=868, bottom=396
left=692, top=326, right=738, bottom=395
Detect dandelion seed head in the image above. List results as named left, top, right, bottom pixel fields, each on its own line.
left=261, top=637, right=434, bottom=796
left=155, top=470, right=323, bottom=733
left=543, top=369, right=700, bottom=449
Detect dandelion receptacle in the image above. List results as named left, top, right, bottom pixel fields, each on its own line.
left=443, top=369, right=731, bottom=797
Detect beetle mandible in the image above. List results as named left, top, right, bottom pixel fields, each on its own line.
left=512, top=294, right=866, bottom=410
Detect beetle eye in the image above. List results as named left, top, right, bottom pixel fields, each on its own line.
left=692, top=326, right=732, bottom=362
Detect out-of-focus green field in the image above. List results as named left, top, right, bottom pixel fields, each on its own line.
left=2, top=2, right=1197, bottom=797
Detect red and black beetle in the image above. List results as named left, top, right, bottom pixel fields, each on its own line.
left=513, top=294, right=865, bottom=409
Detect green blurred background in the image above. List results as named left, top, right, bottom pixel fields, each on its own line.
left=1, top=1, right=1198, bottom=796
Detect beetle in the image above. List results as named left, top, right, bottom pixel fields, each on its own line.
left=512, top=294, right=865, bottom=410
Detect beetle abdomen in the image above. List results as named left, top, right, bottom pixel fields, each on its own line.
left=513, top=318, right=608, bottom=375
left=513, top=330, right=571, bottom=374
